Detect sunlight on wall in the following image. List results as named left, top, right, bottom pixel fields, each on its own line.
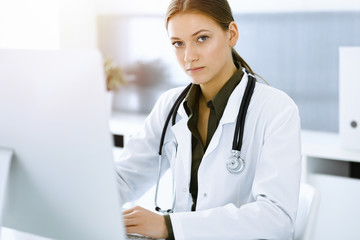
left=0, top=0, right=59, bottom=49
left=95, top=0, right=360, bottom=15
left=228, top=0, right=360, bottom=12
left=95, top=0, right=170, bottom=15
left=58, top=0, right=97, bottom=48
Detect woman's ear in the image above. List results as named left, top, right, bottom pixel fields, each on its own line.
left=228, top=22, right=239, bottom=47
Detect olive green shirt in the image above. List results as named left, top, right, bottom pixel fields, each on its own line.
left=184, top=64, right=243, bottom=211
left=165, top=62, right=243, bottom=239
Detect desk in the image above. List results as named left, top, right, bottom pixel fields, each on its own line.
left=110, top=111, right=148, bottom=148
left=10, top=115, right=358, bottom=239
left=301, top=130, right=360, bottom=240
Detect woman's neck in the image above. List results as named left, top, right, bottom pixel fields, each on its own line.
left=200, top=61, right=238, bottom=102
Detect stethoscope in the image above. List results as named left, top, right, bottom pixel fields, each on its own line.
left=155, top=70, right=256, bottom=213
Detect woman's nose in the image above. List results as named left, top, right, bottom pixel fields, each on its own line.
left=184, top=44, right=198, bottom=63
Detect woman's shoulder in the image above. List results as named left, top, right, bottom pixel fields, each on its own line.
left=251, top=82, right=301, bottom=138
left=253, top=82, right=298, bottom=111
left=152, top=85, right=189, bottom=114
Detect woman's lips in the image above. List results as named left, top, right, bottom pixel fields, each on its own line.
left=186, top=66, right=204, bottom=74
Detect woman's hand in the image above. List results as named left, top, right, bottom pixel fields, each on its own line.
left=123, top=205, right=168, bottom=239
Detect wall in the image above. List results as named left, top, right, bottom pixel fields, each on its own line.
left=233, top=12, right=360, bottom=132
left=1, top=0, right=359, bottom=49
left=98, top=11, right=360, bottom=132
left=58, top=0, right=97, bottom=48
left=228, top=0, right=360, bottom=12
left=0, top=0, right=97, bottom=49
left=2, top=0, right=359, bottom=131
left=0, top=0, right=59, bottom=49
left=2, top=0, right=358, bottom=50
left=94, top=0, right=360, bottom=14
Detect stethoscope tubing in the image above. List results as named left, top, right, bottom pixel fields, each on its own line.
left=158, top=83, right=192, bottom=156
left=155, top=83, right=191, bottom=213
left=233, top=74, right=256, bottom=151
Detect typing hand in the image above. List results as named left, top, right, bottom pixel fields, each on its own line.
left=123, top=206, right=168, bottom=239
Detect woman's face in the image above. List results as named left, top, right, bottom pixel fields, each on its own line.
left=167, top=12, right=236, bottom=86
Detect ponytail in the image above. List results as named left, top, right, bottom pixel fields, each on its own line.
left=231, top=48, right=267, bottom=84
left=231, top=48, right=254, bottom=75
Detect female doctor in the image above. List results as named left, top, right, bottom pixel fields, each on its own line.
left=117, top=0, right=302, bottom=239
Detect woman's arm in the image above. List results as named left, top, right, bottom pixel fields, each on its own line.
left=114, top=87, right=184, bottom=202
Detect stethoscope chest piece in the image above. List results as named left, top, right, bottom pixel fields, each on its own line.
left=226, top=150, right=245, bottom=173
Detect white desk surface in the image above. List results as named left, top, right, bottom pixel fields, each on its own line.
left=301, top=130, right=360, bottom=162
left=1, top=227, right=51, bottom=240
left=109, top=111, right=148, bottom=135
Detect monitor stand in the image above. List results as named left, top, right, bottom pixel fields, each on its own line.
left=0, top=147, right=13, bottom=240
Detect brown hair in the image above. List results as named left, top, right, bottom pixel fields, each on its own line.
left=165, top=0, right=255, bottom=75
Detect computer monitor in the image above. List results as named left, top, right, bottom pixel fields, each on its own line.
left=0, top=49, right=126, bottom=239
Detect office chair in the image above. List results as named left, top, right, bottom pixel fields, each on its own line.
left=294, top=183, right=320, bottom=240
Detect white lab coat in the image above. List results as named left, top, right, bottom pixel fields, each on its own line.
left=115, top=69, right=302, bottom=240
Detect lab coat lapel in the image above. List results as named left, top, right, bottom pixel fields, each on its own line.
left=171, top=102, right=192, bottom=182
left=203, top=70, right=249, bottom=160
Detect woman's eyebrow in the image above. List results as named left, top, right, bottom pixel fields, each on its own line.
left=191, top=29, right=211, bottom=37
left=170, top=29, right=211, bottom=40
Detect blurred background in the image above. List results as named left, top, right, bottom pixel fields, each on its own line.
left=1, top=0, right=360, bottom=132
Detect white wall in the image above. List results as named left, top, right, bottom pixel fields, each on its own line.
left=58, top=0, right=97, bottom=48
left=95, top=0, right=169, bottom=15
left=228, top=0, right=360, bottom=12
left=95, top=0, right=360, bottom=15
left=0, top=0, right=59, bottom=49
left=0, top=0, right=97, bottom=50
left=1, top=0, right=358, bottom=50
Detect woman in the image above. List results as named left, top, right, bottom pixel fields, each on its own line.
left=118, top=0, right=302, bottom=239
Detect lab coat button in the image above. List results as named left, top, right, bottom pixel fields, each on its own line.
left=203, top=193, right=207, bottom=198
left=183, top=187, right=187, bottom=192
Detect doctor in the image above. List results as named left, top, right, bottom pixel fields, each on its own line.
left=118, top=0, right=302, bottom=239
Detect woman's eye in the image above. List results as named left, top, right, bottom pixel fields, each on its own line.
left=197, top=36, right=209, bottom=43
left=172, top=41, right=184, bottom=48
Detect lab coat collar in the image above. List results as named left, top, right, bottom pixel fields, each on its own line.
left=204, top=68, right=250, bottom=159
left=176, top=68, right=249, bottom=125
left=171, top=100, right=192, bottom=183
left=171, top=68, right=250, bottom=176
left=176, top=98, right=188, bottom=120
left=219, top=68, right=249, bottom=125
